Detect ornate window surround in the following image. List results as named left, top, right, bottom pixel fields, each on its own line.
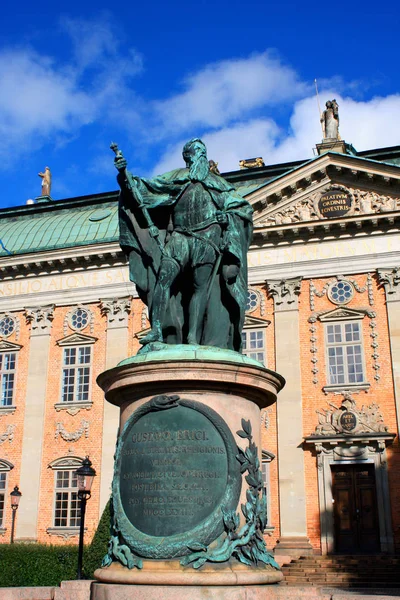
left=0, top=314, right=19, bottom=339
left=242, top=315, right=271, bottom=366
left=47, top=456, right=84, bottom=539
left=55, top=333, right=97, bottom=414
left=261, top=449, right=275, bottom=535
left=0, top=459, right=14, bottom=535
left=246, top=288, right=262, bottom=314
left=0, top=340, right=22, bottom=416
left=64, top=306, right=94, bottom=336
left=310, top=307, right=372, bottom=393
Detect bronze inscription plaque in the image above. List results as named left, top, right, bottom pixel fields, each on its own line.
left=340, top=410, right=357, bottom=432
left=119, top=403, right=228, bottom=537
left=319, top=189, right=352, bottom=218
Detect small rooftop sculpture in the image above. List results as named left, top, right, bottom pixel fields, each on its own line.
left=38, top=167, right=51, bottom=197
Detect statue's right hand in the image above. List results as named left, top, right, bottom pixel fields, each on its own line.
left=114, top=157, right=127, bottom=172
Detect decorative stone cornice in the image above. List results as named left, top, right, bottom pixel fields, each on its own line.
left=24, top=305, right=54, bottom=335
left=46, top=527, right=80, bottom=539
left=266, top=277, right=302, bottom=311
left=55, top=420, right=89, bottom=442
left=377, top=267, right=400, bottom=301
left=48, top=456, right=83, bottom=469
left=100, top=297, right=132, bottom=328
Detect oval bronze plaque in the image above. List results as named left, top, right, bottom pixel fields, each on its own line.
left=113, top=396, right=241, bottom=559
left=340, top=410, right=357, bottom=432
left=319, top=189, right=352, bottom=218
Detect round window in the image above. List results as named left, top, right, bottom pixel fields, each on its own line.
left=70, top=308, right=89, bottom=331
left=328, top=281, right=354, bottom=305
left=0, top=315, right=15, bottom=337
left=246, top=289, right=260, bottom=313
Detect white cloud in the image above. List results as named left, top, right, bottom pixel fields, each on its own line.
left=153, top=91, right=400, bottom=176
left=0, top=49, right=94, bottom=155
left=154, top=52, right=309, bottom=135
left=267, top=92, right=400, bottom=165
left=339, top=94, right=400, bottom=151
left=152, top=119, right=280, bottom=175
left=0, top=16, right=142, bottom=167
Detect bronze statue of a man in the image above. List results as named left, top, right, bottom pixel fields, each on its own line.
left=115, top=138, right=253, bottom=352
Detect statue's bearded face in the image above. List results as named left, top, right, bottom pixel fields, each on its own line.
left=183, top=141, right=205, bottom=165
left=182, top=140, right=209, bottom=182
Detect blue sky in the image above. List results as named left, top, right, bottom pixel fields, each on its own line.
left=1, top=0, right=399, bottom=208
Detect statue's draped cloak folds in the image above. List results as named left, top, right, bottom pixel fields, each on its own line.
left=119, top=167, right=253, bottom=351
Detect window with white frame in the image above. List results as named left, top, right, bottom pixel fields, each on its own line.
left=61, top=346, right=91, bottom=403
left=241, top=329, right=266, bottom=365
left=0, top=352, right=16, bottom=407
left=0, top=472, right=6, bottom=527
left=0, top=460, right=13, bottom=529
left=325, top=321, right=365, bottom=385
left=53, top=469, right=80, bottom=528
left=261, top=450, right=275, bottom=530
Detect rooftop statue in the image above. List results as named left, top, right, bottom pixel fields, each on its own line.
left=38, top=166, right=51, bottom=197
left=321, top=99, right=339, bottom=140
left=113, top=138, right=253, bottom=352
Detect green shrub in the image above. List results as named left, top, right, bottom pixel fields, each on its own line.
left=0, top=501, right=111, bottom=586
left=0, top=544, right=78, bottom=587
left=84, top=499, right=111, bottom=578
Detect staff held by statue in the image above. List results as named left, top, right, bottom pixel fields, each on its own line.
left=110, top=142, right=163, bottom=252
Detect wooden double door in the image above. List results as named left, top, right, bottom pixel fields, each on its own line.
left=332, top=464, right=380, bottom=554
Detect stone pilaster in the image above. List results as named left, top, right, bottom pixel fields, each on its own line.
left=98, top=297, right=132, bottom=515
left=378, top=267, right=400, bottom=435
left=17, top=305, right=54, bottom=540
left=266, top=278, right=312, bottom=557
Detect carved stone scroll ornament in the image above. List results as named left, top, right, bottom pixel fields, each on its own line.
left=312, top=392, right=388, bottom=436
left=378, top=267, right=400, bottom=302
left=369, top=312, right=380, bottom=382
left=0, top=424, right=15, bottom=444
left=266, top=277, right=302, bottom=311
left=308, top=316, right=319, bottom=384
left=309, top=274, right=374, bottom=311
left=55, top=420, right=89, bottom=442
left=262, top=196, right=319, bottom=226
left=259, top=186, right=399, bottom=228
left=100, top=297, right=132, bottom=329
left=353, top=189, right=399, bottom=214
left=24, top=305, right=54, bottom=335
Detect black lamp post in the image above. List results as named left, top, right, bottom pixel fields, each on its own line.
left=76, top=457, right=96, bottom=580
left=10, top=486, right=22, bottom=544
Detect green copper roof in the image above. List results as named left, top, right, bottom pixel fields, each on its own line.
left=0, top=197, right=119, bottom=257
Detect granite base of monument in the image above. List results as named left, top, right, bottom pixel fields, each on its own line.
left=93, top=346, right=284, bottom=598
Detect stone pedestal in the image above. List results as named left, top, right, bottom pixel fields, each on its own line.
left=93, top=346, right=284, bottom=597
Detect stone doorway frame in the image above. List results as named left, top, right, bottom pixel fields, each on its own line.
left=304, top=434, right=395, bottom=555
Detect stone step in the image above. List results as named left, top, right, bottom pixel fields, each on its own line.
left=282, top=567, right=400, bottom=574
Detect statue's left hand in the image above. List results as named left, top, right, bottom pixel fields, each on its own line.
left=222, top=263, right=240, bottom=283
left=216, top=211, right=228, bottom=224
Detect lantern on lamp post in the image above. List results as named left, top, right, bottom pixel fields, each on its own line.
left=10, top=486, right=22, bottom=544
left=75, top=457, right=96, bottom=579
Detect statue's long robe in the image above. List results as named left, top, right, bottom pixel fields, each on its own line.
left=119, top=167, right=253, bottom=351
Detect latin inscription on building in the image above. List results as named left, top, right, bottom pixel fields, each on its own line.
left=318, top=189, right=352, bottom=218
left=119, top=404, right=228, bottom=537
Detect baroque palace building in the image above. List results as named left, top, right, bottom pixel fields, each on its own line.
left=0, top=131, right=400, bottom=558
